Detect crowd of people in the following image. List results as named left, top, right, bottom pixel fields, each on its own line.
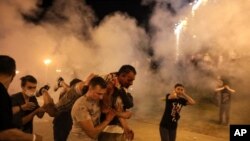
left=0, top=55, right=236, bottom=141
left=0, top=55, right=136, bottom=141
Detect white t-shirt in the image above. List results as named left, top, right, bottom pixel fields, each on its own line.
left=68, top=95, right=100, bottom=141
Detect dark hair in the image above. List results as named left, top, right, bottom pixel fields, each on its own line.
left=89, top=76, right=107, bottom=89
left=117, top=65, right=136, bottom=75
left=69, top=78, right=82, bottom=87
left=220, top=76, right=230, bottom=85
left=174, top=83, right=184, bottom=88
left=20, top=75, right=37, bottom=87
left=0, top=55, right=16, bottom=76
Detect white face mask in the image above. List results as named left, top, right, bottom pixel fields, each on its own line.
left=25, top=90, right=35, bottom=97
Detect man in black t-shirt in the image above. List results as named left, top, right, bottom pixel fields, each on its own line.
left=160, top=83, right=196, bottom=141
left=99, top=65, right=136, bottom=141
left=0, top=55, right=42, bottom=140
left=11, top=75, right=45, bottom=133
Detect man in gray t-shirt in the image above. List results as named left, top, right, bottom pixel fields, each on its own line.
left=68, top=76, right=115, bottom=141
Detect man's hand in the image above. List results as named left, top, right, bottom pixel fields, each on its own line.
left=0, top=128, right=43, bottom=141
left=105, top=109, right=115, bottom=122
left=224, top=85, right=230, bottom=89
left=54, top=77, right=64, bottom=92
left=124, top=128, right=134, bottom=141
left=36, top=107, right=46, bottom=113
left=37, top=85, right=50, bottom=97
left=84, top=73, right=96, bottom=85
left=21, top=102, right=37, bottom=111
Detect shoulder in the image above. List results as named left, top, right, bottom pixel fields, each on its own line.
left=166, top=93, right=171, bottom=99
left=10, top=92, right=22, bottom=99
left=72, top=96, right=88, bottom=113
left=74, top=95, right=87, bottom=106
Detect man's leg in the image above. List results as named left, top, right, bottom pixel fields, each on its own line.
left=53, top=122, right=63, bottom=141
left=159, top=126, right=170, bottom=141
left=219, top=105, right=224, bottom=124
left=169, top=128, right=177, bottom=141
left=225, top=104, right=230, bottom=125
left=53, top=117, right=65, bottom=141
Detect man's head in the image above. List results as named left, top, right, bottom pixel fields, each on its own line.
left=87, top=76, right=107, bottom=101
left=69, top=78, right=82, bottom=87
left=220, top=77, right=230, bottom=86
left=117, top=65, right=136, bottom=88
left=20, top=75, right=37, bottom=97
left=174, top=83, right=184, bottom=95
left=0, top=55, right=16, bottom=88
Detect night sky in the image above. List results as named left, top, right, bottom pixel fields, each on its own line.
left=85, top=0, right=154, bottom=26
left=23, top=0, right=192, bottom=28
left=23, top=0, right=155, bottom=27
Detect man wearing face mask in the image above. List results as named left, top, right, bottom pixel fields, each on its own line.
left=11, top=75, right=45, bottom=133
left=0, top=55, right=43, bottom=141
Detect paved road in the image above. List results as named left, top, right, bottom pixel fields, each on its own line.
left=33, top=114, right=228, bottom=141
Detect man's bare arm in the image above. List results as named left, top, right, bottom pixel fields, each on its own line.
left=78, top=111, right=115, bottom=139
left=0, top=128, right=42, bottom=141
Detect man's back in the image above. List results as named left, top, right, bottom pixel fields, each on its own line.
left=0, top=83, right=14, bottom=131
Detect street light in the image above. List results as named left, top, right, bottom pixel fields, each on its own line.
left=43, top=59, right=52, bottom=82
left=56, top=69, right=62, bottom=73
left=15, top=70, right=20, bottom=74
left=44, top=59, right=52, bottom=65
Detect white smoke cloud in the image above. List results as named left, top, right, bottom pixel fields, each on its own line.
left=1, top=0, right=250, bottom=124
left=0, top=0, right=151, bottom=102
left=149, top=0, right=250, bottom=123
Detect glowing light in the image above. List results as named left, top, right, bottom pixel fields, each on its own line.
left=174, top=20, right=187, bottom=36
left=174, top=19, right=187, bottom=61
left=173, top=0, right=207, bottom=62
left=56, top=69, right=62, bottom=73
left=15, top=70, right=20, bottom=74
left=192, top=0, right=206, bottom=16
left=44, top=59, right=52, bottom=65
left=43, top=59, right=52, bottom=82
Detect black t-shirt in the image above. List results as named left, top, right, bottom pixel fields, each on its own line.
left=0, top=83, right=14, bottom=131
left=160, top=94, right=187, bottom=129
left=100, top=87, right=134, bottom=125
left=11, top=92, right=39, bottom=133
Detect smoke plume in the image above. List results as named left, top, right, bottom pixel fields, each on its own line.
left=1, top=0, right=250, bottom=125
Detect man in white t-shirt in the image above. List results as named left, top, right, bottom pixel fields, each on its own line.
left=68, top=76, right=115, bottom=141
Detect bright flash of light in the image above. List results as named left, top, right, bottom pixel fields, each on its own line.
left=174, top=19, right=188, bottom=36
left=44, top=59, right=52, bottom=65
left=174, top=19, right=187, bottom=61
left=192, top=0, right=205, bottom=16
